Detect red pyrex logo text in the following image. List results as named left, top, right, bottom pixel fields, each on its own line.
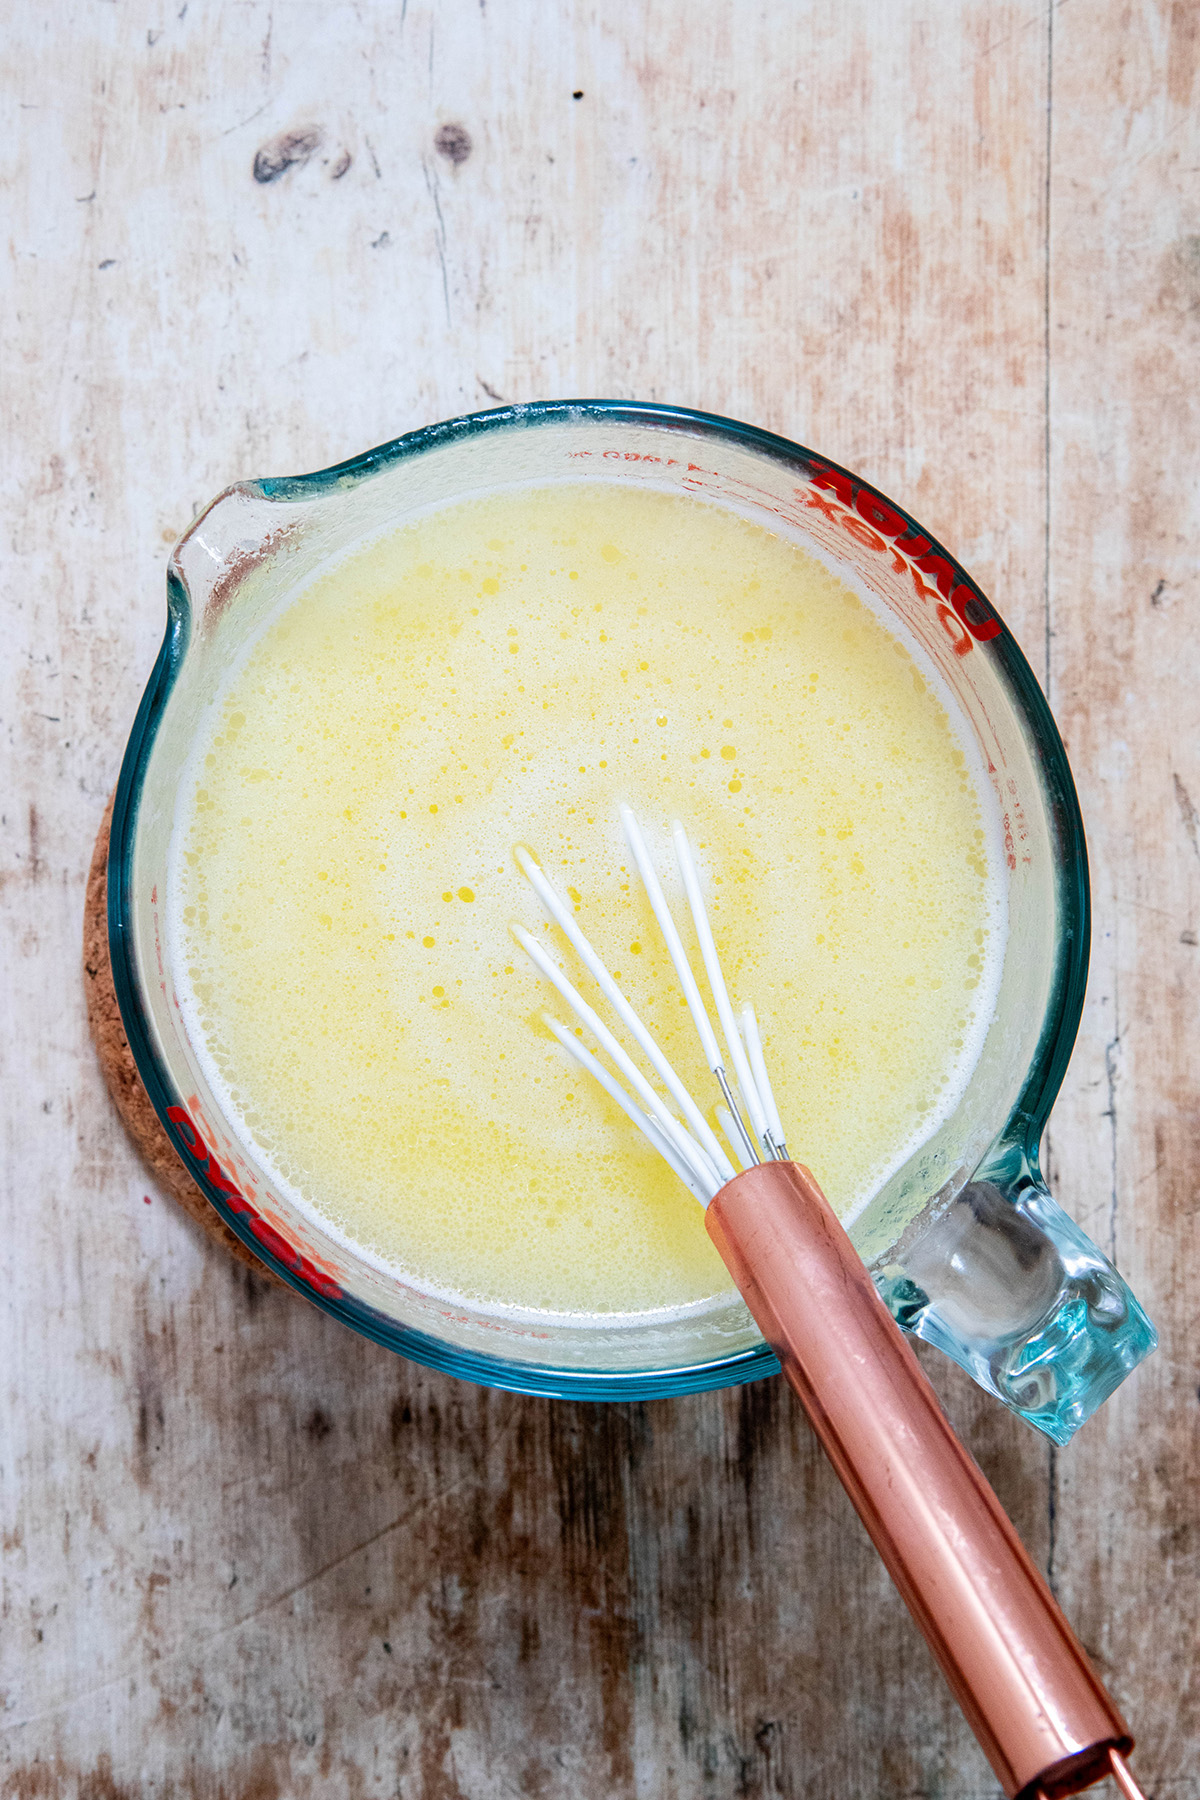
left=804, top=460, right=1002, bottom=650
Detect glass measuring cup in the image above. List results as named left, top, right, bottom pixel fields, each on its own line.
left=108, top=401, right=1155, bottom=1442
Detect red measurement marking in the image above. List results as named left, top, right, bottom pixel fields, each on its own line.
left=165, top=1103, right=344, bottom=1301
left=937, top=604, right=974, bottom=657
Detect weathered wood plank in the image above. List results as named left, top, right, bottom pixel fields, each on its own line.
left=1045, top=2, right=1200, bottom=1789
left=1, top=1, right=1193, bottom=1795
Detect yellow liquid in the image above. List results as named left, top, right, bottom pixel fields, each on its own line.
left=173, top=484, right=1002, bottom=1319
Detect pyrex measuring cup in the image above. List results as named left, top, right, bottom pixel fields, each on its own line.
left=108, top=401, right=1156, bottom=1442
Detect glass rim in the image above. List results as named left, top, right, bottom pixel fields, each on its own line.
left=107, top=398, right=1090, bottom=1400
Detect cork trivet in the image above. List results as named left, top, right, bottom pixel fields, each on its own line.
left=83, top=796, right=285, bottom=1285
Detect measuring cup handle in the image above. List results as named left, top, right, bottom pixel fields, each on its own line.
left=875, top=1173, right=1157, bottom=1444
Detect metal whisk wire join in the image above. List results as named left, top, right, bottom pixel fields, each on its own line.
left=512, top=806, right=787, bottom=1198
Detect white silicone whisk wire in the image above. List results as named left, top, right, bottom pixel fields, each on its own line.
left=513, top=811, right=789, bottom=1207
left=515, top=845, right=734, bottom=1183
left=541, top=1015, right=712, bottom=1205
left=669, top=819, right=770, bottom=1158
left=741, top=1003, right=788, bottom=1160
left=512, top=923, right=723, bottom=1197
left=620, top=808, right=759, bottom=1167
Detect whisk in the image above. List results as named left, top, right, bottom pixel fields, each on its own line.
left=514, top=807, right=1146, bottom=1800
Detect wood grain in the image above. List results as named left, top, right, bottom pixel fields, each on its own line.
left=1045, top=4, right=1200, bottom=1789
left=1, top=3, right=1195, bottom=1796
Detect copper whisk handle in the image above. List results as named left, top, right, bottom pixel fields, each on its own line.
left=707, top=1161, right=1135, bottom=1800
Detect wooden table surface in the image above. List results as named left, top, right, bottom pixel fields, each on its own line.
left=3, top=5, right=1198, bottom=1796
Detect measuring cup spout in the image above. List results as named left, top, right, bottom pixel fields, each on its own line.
left=875, top=1166, right=1156, bottom=1444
